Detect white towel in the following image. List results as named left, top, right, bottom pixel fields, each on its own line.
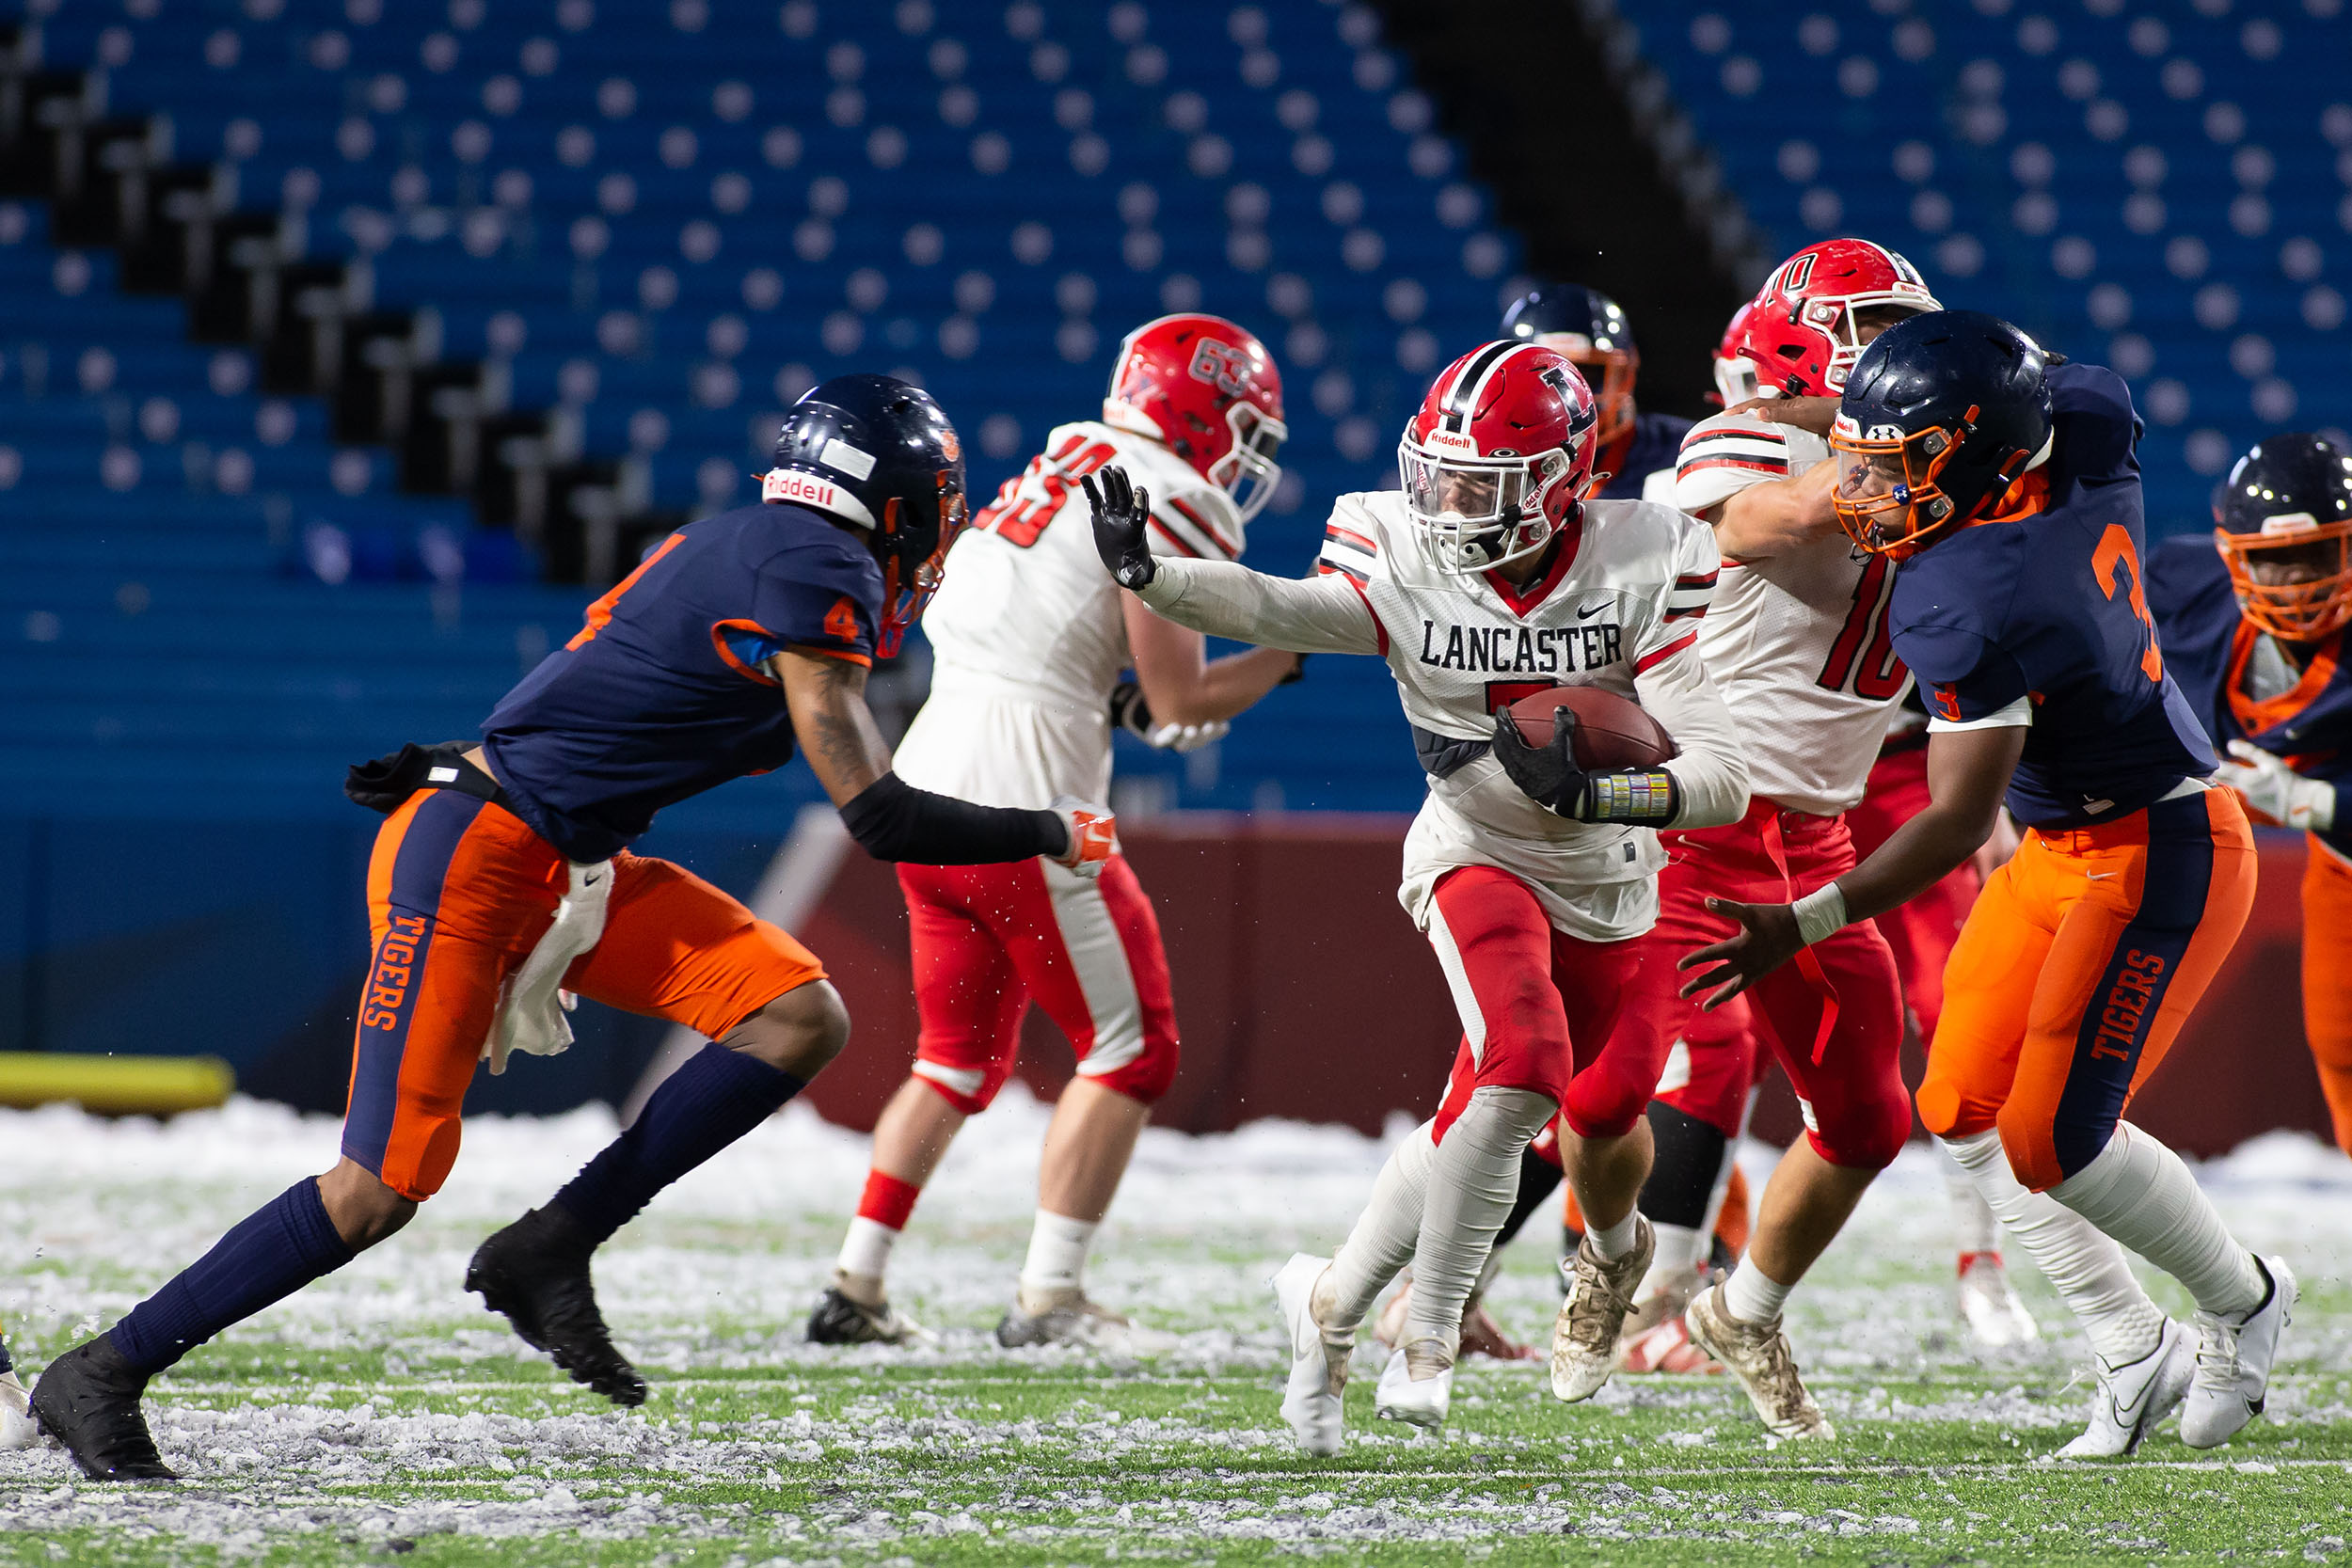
left=485, top=859, right=613, bottom=1075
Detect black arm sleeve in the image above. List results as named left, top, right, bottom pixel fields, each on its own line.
left=838, top=772, right=1069, bottom=864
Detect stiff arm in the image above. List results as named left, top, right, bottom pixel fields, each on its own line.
left=1130, top=557, right=1388, bottom=657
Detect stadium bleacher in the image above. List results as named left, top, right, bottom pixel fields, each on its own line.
left=1612, top=0, right=2351, bottom=537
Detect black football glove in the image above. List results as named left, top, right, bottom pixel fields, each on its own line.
left=1084, top=465, right=1156, bottom=591
left=1492, top=705, right=1679, bottom=825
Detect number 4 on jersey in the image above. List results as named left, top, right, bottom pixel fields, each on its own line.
left=977, top=436, right=1120, bottom=548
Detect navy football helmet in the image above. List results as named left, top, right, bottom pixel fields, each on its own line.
left=1501, top=283, right=1639, bottom=451
left=1830, top=309, right=2052, bottom=558
left=768, top=373, right=968, bottom=657
left=2214, top=432, right=2352, bottom=642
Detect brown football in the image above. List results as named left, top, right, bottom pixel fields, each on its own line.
left=1504, top=685, right=1678, bottom=769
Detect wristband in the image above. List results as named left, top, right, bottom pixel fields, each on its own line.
left=1578, top=769, right=1679, bottom=825
left=1790, top=882, right=1849, bottom=947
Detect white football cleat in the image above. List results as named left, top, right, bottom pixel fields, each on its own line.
left=2182, top=1255, right=2296, bottom=1450
left=0, top=1369, right=34, bottom=1450
left=1957, top=1252, right=2041, bottom=1350
left=1550, top=1215, right=1654, bottom=1402
left=1272, top=1254, right=1348, bottom=1457
left=1684, top=1284, right=1834, bottom=1442
left=1374, top=1335, right=1454, bottom=1429
left=2056, top=1318, right=2194, bottom=1459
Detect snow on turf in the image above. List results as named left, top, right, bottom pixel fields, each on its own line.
left=2, top=1094, right=2346, bottom=1552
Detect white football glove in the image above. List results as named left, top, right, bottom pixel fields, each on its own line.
left=2216, top=739, right=2336, bottom=832
left=1048, top=795, right=1117, bottom=879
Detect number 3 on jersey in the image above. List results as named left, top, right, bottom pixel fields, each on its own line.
left=977, top=436, right=1120, bottom=548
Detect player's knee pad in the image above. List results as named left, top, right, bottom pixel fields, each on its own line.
left=912, top=1052, right=1015, bottom=1117
left=1992, top=1110, right=2066, bottom=1194
left=1559, top=1052, right=1652, bottom=1142
left=1806, top=1083, right=1912, bottom=1173
left=1075, top=1025, right=1180, bottom=1105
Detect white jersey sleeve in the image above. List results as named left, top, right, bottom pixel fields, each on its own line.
left=1675, top=412, right=1830, bottom=515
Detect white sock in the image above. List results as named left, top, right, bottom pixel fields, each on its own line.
left=1943, top=1142, right=2000, bottom=1259
left=1017, top=1211, right=1098, bottom=1296
left=1942, top=1131, right=2162, bottom=1365
left=1721, top=1259, right=1791, bottom=1325
left=2049, top=1121, right=2265, bottom=1317
left=1587, top=1208, right=1642, bottom=1263
left=1325, top=1120, right=1438, bottom=1333
left=1404, top=1086, right=1555, bottom=1351
left=835, top=1215, right=899, bottom=1283
left=1635, top=1221, right=1705, bottom=1299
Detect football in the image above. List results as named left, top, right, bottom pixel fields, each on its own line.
left=1504, top=684, right=1678, bottom=769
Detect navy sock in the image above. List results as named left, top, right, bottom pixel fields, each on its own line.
left=112, top=1179, right=356, bottom=1377
left=554, top=1044, right=804, bottom=1244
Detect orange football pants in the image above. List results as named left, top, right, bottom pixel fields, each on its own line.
left=344, top=788, right=825, bottom=1199
left=1917, top=788, right=2256, bottom=1191
left=2302, top=837, right=2352, bottom=1156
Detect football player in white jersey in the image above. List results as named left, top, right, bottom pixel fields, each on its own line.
left=1088, top=341, right=1749, bottom=1450
left=809, top=316, right=1306, bottom=1348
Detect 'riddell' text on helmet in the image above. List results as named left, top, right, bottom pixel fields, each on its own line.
left=1102, top=313, right=1288, bottom=524
left=1398, top=341, right=1600, bottom=578
left=768, top=373, right=969, bottom=657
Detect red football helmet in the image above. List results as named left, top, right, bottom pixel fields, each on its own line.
left=1742, top=238, right=1941, bottom=398
left=1711, top=297, right=1762, bottom=407
left=1399, top=341, right=1599, bottom=577
left=1102, top=313, right=1287, bottom=522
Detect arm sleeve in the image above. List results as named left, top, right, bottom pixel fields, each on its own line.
left=1134, top=557, right=1387, bottom=657
left=838, top=773, right=1066, bottom=863
left=1673, top=413, right=1797, bottom=515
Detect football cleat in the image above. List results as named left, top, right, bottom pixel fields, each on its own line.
left=1684, top=1285, right=1834, bottom=1442
left=1373, top=1336, right=1454, bottom=1430
left=26, top=1335, right=177, bottom=1481
left=466, top=1205, right=647, bottom=1408
left=805, top=1281, right=932, bottom=1347
left=994, top=1286, right=1131, bottom=1350
left=1957, top=1251, right=2042, bottom=1350
left=2056, top=1318, right=2195, bottom=1459
left=2182, top=1255, right=2296, bottom=1449
left=1272, top=1253, right=1348, bottom=1457
left=1549, top=1215, right=1654, bottom=1402
left=0, top=1367, right=37, bottom=1450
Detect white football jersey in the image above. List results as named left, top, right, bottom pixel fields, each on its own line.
left=1317, top=490, right=1737, bottom=941
left=893, top=420, right=1247, bottom=809
left=1672, top=413, right=1910, bottom=816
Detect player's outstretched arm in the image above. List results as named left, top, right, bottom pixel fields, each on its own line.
left=1086, top=467, right=1383, bottom=657
left=1677, top=724, right=2024, bottom=1007
left=1705, top=460, right=1841, bottom=562
left=775, top=649, right=1114, bottom=876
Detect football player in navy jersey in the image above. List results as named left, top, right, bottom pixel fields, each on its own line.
left=2150, top=432, right=2352, bottom=1157
left=0, top=1333, right=31, bottom=1448
left=28, top=375, right=1115, bottom=1481
left=1680, top=312, right=2294, bottom=1458
left=1502, top=284, right=1692, bottom=501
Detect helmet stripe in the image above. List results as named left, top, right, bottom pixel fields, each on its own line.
left=1441, top=341, right=1520, bottom=434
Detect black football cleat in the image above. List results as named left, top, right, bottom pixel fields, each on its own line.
left=29, top=1335, right=178, bottom=1481
left=466, top=1205, right=647, bottom=1408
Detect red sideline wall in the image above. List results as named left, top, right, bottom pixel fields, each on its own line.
left=798, top=817, right=2329, bottom=1156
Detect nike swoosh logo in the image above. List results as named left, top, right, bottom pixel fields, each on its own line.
left=1577, top=602, right=1609, bottom=620
left=2087, top=871, right=2117, bottom=880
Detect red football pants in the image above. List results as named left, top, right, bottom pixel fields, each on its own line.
left=1424, top=865, right=1681, bottom=1144
left=1651, top=799, right=1912, bottom=1170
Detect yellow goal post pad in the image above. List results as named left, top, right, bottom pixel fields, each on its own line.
left=0, top=1053, right=236, bottom=1116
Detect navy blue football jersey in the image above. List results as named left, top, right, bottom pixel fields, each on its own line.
left=2149, top=534, right=2352, bottom=859
left=1885, top=363, right=2216, bottom=830
left=1597, top=409, right=1694, bottom=499
left=483, top=501, right=882, bottom=860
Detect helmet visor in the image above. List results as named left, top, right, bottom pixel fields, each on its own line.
left=2217, top=520, right=2352, bottom=641
left=1398, top=438, right=1551, bottom=576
